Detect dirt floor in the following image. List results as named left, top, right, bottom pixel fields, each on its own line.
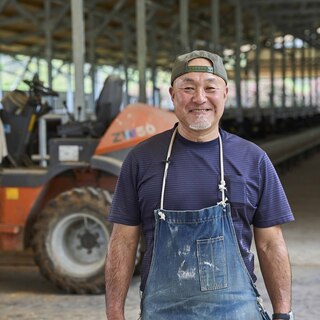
left=1, top=151, right=320, bottom=320
left=0, top=263, right=320, bottom=319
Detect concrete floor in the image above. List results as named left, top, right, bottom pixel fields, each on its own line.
left=0, top=150, right=319, bottom=319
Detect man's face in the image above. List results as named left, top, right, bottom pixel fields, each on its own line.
left=169, top=58, right=228, bottom=140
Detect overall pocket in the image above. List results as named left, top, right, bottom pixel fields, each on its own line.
left=197, top=236, right=227, bottom=291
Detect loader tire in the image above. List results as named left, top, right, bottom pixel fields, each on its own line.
left=31, top=187, right=113, bottom=294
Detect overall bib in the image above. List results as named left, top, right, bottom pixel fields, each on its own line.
left=141, top=127, right=270, bottom=320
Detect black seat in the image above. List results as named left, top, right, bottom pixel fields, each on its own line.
left=57, top=75, right=124, bottom=137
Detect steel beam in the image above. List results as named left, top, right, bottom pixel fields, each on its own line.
left=269, top=24, right=275, bottom=123
left=308, top=43, right=313, bottom=106
left=254, top=10, right=261, bottom=114
left=136, top=0, right=147, bottom=103
left=301, top=44, right=306, bottom=108
left=44, top=0, right=53, bottom=92
left=88, top=3, right=97, bottom=111
left=51, top=2, right=70, bottom=30
left=150, top=16, right=158, bottom=106
left=211, top=0, right=220, bottom=53
left=0, top=0, right=9, bottom=13
left=91, top=0, right=126, bottom=37
left=316, top=50, right=320, bottom=107
left=281, top=36, right=286, bottom=108
left=259, top=8, right=320, bottom=16
left=244, top=0, right=320, bottom=5
left=234, top=0, right=243, bottom=120
left=0, top=16, right=27, bottom=27
left=71, top=0, right=86, bottom=120
left=180, top=0, right=190, bottom=52
left=1, top=29, right=43, bottom=45
left=0, top=54, right=3, bottom=100
left=122, top=13, right=130, bottom=106
left=12, top=0, right=37, bottom=25
left=291, top=41, right=297, bottom=108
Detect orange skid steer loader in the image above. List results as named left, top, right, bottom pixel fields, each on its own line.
left=0, top=75, right=177, bottom=294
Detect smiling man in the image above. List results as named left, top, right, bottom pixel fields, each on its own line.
left=105, top=50, right=295, bottom=320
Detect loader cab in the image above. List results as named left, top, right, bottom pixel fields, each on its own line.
left=0, top=75, right=57, bottom=167
left=57, top=75, right=124, bottom=138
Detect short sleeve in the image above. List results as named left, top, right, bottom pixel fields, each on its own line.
left=253, top=153, right=294, bottom=227
left=107, top=151, right=141, bottom=226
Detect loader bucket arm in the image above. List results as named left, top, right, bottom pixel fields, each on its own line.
left=94, top=103, right=177, bottom=155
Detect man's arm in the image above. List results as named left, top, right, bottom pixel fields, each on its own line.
left=105, top=223, right=140, bottom=320
left=254, top=225, right=292, bottom=316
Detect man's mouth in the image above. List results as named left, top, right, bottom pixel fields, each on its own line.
left=190, top=109, right=211, bottom=113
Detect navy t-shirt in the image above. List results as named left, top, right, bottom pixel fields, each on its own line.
left=108, top=127, right=294, bottom=291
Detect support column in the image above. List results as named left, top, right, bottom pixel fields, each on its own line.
left=281, top=36, right=286, bottom=108
left=0, top=54, right=3, bottom=100
left=244, top=59, right=249, bottom=108
left=71, top=0, right=86, bottom=120
left=301, top=43, right=305, bottom=108
left=150, top=17, right=158, bottom=106
left=211, top=0, right=220, bottom=53
left=67, top=63, right=73, bottom=114
left=316, top=49, right=320, bottom=108
left=312, top=45, right=317, bottom=109
left=180, top=0, right=190, bottom=52
left=88, top=8, right=96, bottom=111
left=40, top=0, right=51, bottom=168
left=44, top=0, right=53, bottom=91
left=42, top=0, right=52, bottom=167
left=291, top=40, right=296, bottom=108
left=308, top=44, right=313, bottom=107
left=254, top=11, right=261, bottom=121
left=269, top=25, right=275, bottom=124
left=136, top=0, right=147, bottom=103
left=235, top=0, right=243, bottom=121
left=122, top=14, right=130, bottom=106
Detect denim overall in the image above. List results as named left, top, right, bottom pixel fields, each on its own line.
left=141, top=127, right=270, bottom=320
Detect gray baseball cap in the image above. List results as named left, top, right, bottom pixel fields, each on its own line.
left=170, top=50, right=228, bottom=85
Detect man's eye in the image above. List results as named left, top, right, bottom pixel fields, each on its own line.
left=206, top=87, right=217, bottom=92
left=184, top=87, right=194, bottom=92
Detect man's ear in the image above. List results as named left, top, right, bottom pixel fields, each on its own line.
left=169, top=86, right=174, bottom=102
left=224, top=85, right=229, bottom=100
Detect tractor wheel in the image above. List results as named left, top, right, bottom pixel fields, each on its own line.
left=31, top=187, right=113, bottom=294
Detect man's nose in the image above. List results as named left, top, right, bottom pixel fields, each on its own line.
left=192, top=88, right=207, bottom=104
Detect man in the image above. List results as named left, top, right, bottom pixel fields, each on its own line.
left=105, top=50, right=294, bottom=320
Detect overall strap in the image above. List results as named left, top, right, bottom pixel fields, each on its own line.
left=160, top=127, right=178, bottom=211
left=218, top=133, right=228, bottom=207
